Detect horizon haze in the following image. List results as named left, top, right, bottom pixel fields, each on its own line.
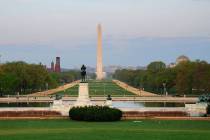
left=0, top=0, right=210, bottom=68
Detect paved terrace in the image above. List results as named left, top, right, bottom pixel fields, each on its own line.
left=0, top=96, right=198, bottom=103
left=113, top=79, right=157, bottom=96
left=28, top=80, right=80, bottom=96
left=0, top=79, right=198, bottom=103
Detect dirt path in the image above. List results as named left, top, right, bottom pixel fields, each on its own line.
left=28, top=80, right=80, bottom=96
left=113, top=79, right=157, bottom=96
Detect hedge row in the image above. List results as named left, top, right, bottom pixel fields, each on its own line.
left=199, top=95, right=210, bottom=103
left=69, top=106, right=122, bottom=121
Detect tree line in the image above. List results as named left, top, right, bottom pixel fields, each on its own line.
left=0, top=61, right=80, bottom=96
left=113, top=60, right=210, bottom=96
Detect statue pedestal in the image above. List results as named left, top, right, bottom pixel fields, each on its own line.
left=74, top=83, right=92, bottom=107
left=105, top=100, right=112, bottom=107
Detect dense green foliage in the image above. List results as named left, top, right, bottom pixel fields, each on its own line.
left=0, top=61, right=80, bottom=95
left=69, top=106, right=122, bottom=121
left=0, top=120, right=210, bottom=140
left=113, top=61, right=210, bottom=95
left=0, top=61, right=57, bottom=95
left=55, top=80, right=134, bottom=96
left=147, top=61, right=166, bottom=73
left=50, top=71, right=80, bottom=84
left=175, top=61, right=210, bottom=95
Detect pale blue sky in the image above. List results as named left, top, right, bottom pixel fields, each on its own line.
left=0, top=0, right=210, bottom=68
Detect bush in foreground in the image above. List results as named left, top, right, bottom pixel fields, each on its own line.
left=69, top=106, right=122, bottom=121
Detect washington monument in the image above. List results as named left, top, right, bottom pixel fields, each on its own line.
left=96, top=24, right=104, bottom=80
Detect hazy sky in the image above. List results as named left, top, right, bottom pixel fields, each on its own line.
left=0, top=0, right=210, bottom=68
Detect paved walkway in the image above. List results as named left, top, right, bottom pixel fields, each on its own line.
left=28, top=80, right=80, bottom=96
left=0, top=96, right=198, bottom=103
left=113, top=80, right=157, bottom=96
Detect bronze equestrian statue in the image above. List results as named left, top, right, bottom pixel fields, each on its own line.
left=81, top=64, right=87, bottom=82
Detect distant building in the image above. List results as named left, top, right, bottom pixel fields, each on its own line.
left=51, top=61, right=55, bottom=72
left=46, top=57, right=61, bottom=73
left=176, top=55, right=190, bottom=64
left=55, top=57, right=61, bottom=73
left=168, top=62, right=176, bottom=68
left=168, top=55, right=190, bottom=68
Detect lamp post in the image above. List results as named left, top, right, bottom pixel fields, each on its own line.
left=45, top=83, right=48, bottom=91
left=124, top=85, right=128, bottom=97
left=162, top=83, right=167, bottom=96
left=139, top=86, right=141, bottom=97
left=139, top=83, right=143, bottom=96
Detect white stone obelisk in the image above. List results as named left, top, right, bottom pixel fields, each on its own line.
left=96, top=24, right=104, bottom=80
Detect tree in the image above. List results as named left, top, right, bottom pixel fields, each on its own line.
left=192, top=61, right=210, bottom=94
left=0, top=73, right=19, bottom=95
left=113, top=60, right=210, bottom=96
left=175, top=62, right=195, bottom=95
left=0, top=61, right=58, bottom=95
left=147, top=61, right=166, bottom=73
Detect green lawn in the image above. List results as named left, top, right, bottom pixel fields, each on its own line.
left=56, top=85, right=79, bottom=96
left=0, top=120, right=210, bottom=140
left=55, top=80, right=134, bottom=96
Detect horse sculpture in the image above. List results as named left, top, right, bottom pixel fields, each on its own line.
left=81, top=64, right=87, bottom=82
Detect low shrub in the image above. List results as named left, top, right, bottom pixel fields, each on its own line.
left=69, top=106, right=122, bottom=121
left=199, top=95, right=210, bottom=103
left=207, top=104, right=210, bottom=114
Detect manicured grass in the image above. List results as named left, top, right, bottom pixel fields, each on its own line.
left=0, top=120, right=210, bottom=140
left=55, top=80, right=134, bottom=96
left=56, top=85, right=79, bottom=96
left=88, top=80, right=134, bottom=96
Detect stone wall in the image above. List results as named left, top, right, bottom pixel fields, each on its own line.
left=122, top=111, right=188, bottom=119
left=0, top=110, right=61, bottom=117
left=185, top=103, right=208, bottom=117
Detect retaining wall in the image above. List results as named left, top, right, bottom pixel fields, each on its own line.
left=0, top=110, right=61, bottom=117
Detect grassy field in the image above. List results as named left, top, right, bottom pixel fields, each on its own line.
left=0, top=120, right=210, bottom=140
left=55, top=80, right=134, bottom=96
